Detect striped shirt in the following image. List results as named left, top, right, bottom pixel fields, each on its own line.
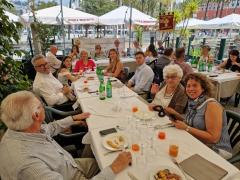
left=0, top=117, right=115, bottom=180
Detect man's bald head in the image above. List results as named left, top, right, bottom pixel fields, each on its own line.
left=50, top=45, right=58, bottom=55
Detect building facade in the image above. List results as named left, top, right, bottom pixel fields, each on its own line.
left=197, top=0, right=240, bottom=20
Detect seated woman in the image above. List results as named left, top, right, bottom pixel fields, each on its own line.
left=200, top=45, right=214, bottom=63
left=104, top=49, right=124, bottom=80
left=69, top=45, right=80, bottom=68
left=57, top=56, right=80, bottom=85
left=218, top=49, right=240, bottom=72
left=74, top=49, right=96, bottom=73
left=91, top=44, right=106, bottom=60
left=149, top=64, right=188, bottom=114
left=168, top=73, right=232, bottom=159
left=145, top=44, right=158, bottom=64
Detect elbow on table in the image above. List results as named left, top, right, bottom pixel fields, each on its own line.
left=208, top=135, right=221, bottom=144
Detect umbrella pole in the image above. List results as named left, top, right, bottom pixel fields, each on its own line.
left=60, top=0, right=66, bottom=55
left=128, top=3, right=132, bottom=56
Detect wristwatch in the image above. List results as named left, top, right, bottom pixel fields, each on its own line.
left=185, top=126, right=191, bottom=132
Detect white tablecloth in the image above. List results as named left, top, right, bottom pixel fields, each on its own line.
left=196, top=70, right=240, bottom=100
left=72, top=74, right=240, bottom=180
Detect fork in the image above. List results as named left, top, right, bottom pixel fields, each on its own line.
left=104, top=145, right=129, bottom=156
left=171, top=158, right=190, bottom=180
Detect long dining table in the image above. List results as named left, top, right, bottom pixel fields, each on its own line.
left=72, top=72, right=240, bottom=180
left=194, top=69, right=240, bottom=101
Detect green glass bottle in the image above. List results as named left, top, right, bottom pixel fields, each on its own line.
left=106, top=78, right=112, bottom=98
left=198, top=58, right=203, bottom=72
left=99, top=80, right=106, bottom=100
left=208, top=61, right=213, bottom=72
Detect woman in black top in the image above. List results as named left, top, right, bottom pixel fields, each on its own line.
left=218, top=50, right=240, bottom=72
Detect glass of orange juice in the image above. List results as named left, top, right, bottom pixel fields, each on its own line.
left=158, top=132, right=166, bottom=140
left=131, top=106, right=139, bottom=113
left=169, top=144, right=179, bottom=158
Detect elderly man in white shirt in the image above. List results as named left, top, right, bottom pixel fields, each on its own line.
left=46, top=45, right=62, bottom=74
left=32, top=54, right=73, bottom=106
left=114, top=39, right=126, bottom=57
left=0, top=91, right=132, bottom=180
left=127, top=51, right=154, bottom=97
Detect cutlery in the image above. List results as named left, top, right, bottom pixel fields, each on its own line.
left=171, top=158, right=190, bottom=180
left=127, top=171, right=138, bottom=180
left=154, top=123, right=174, bottom=130
left=104, top=145, right=129, bottom=156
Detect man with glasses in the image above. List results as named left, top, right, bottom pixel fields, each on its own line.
left=32, top=54, right=73, bottom=107
left=46, top=45, right=62, bottom=74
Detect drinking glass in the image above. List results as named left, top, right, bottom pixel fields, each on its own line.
left=169, top=144, right=179, bottom=158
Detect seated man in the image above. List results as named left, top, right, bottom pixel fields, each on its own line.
left=46, top=45, right=62, bottom=74
left=127, top=51, right=154, bottom=96
left=32, top=54, right=74, bottom=107
left=0, top=91, right=132, bottom=180
left=114, top=39, right=126, bottom=57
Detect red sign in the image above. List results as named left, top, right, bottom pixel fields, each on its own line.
left=159, top=14, right=174, bottom=32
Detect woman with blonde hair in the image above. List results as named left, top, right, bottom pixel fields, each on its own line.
left=104, top=48, right=124, bottom=80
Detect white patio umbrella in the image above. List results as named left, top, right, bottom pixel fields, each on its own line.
left=21, top=5, right=98, bottom=25
left=99, top=6, right=157, bottom=26
left=218, top=13, right=240, bottom=29
left=176, top=18, right=206, bottom=29
left=4, top=11, right=19, bottom=22
left=200, top=17, right=222, bottom=29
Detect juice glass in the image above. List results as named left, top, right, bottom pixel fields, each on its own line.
left=169, top=144, right=179, bottom=158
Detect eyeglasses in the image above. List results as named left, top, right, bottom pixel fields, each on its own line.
left=165, top=76, right=178, bottom=80
left=35, top=62, right=48, bottom=68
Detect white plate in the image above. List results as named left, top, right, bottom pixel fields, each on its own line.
left=102, top=133, right=128, bottom=151
left=149, top=165, right=184, bottom=180
left=134, top=111, right=155, bottom=120
left=226, top=173, right=240, bottom=180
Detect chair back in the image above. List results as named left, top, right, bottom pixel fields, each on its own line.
left=226, top=110, right=240, bottom=148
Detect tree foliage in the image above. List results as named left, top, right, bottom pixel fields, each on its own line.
left=0, top=0, right=31, bottom=102
left=34, top=0, right=60, bottom=55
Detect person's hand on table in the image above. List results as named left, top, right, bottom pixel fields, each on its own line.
left=72, top=112, right=90, bottom=126
left=110, top=152, right=132, bottom=174
left=151, top=83, right=160, bottom=95
left=172, top=120, right=188, bottom=130
left=148, top=104, right=156, bottom=111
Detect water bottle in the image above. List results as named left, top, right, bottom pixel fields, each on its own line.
left=106, top=78, right=112, bottom=98
left=99, top=80, right=105, bottom=100
left=208, top=62, right=213, bottom=72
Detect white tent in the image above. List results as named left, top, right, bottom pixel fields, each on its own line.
left=21, top=5, right=98, bottom=25
left=201, top=18, right=222, bottom=29
left=218, top=13, right=240, bottom=28
left=4, top=11, right=19, bottom=22
left=99, top=6, right=157, bottom=26
left=176, top=18, right=206, bottom=29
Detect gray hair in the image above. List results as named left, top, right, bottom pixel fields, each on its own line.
left=163, top=64, right=183, bottom=80
left=0, top=91, right=40, bottom=131
left=31, top=54, right=45, bottom=66
left=80, top=49, right=89, bottom=56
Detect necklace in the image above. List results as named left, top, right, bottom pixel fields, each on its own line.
left=163, top=85, right=177, bottom=99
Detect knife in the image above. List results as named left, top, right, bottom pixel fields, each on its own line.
left=127, top=171, right=138, bottom=180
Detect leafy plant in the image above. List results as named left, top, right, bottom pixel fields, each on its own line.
left=135, top=25, right=143, bottom=45
left=0, top=0, right=31, bottom=130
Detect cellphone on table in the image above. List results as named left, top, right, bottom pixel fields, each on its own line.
left=99, top=128, right=117, bottom=136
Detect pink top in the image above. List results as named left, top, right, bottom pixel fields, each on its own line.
left=73, top=59, right=96, bottom=72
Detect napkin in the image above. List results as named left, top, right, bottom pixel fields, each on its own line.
left=179, top=154, right=228, bottom=180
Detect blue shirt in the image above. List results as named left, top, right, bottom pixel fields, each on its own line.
left=129, top=63, right=154, bottom=93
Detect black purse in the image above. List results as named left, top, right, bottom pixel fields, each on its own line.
left=153, top=105, right=166, bottom=117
